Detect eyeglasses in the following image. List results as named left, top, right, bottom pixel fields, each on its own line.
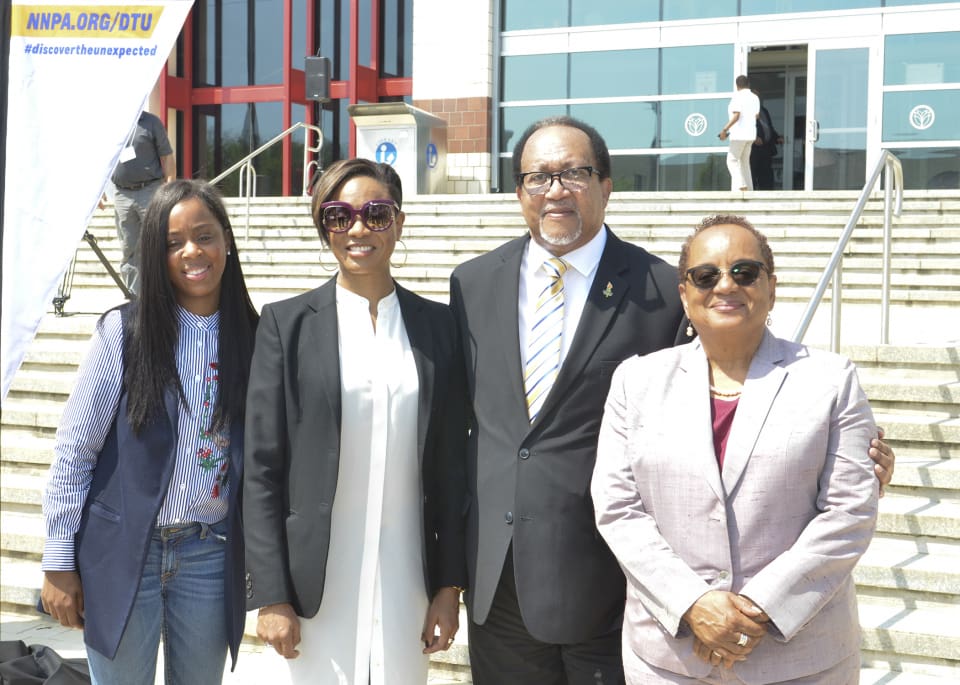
left=684, top=259, right=769, bottom=290
left=319, top=199, right=399, bottom=233
left=516, top=166, right=598, bottom=195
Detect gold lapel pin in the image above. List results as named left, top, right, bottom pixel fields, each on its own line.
left=602, top=282, right=613, bottom=298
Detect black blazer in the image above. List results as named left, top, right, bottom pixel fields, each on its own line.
left=449, top=228, right=688, bottom=644
left=74, top=306, right=245, bottom=667
left=243, top=279, right=468, bottom=617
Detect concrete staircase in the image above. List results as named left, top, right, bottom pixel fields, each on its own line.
left=846, top=345, right=960, bottom=682
left=56, top=191, right=960, bottom=346
left=3, top=190, right=959, bottom=683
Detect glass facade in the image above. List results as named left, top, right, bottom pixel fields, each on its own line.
left=664, top=1, right=737, bottom=22
left=174, top=0, right=411, bottom=195
left=499, top=2, right=960, bottom=192
left=887, top=147, right=960, bottom=189
left=194, top=0, right=284, bottom=87
left=503, top=0, right=657, bottom=31
left=194, top=102, right=285, bottom=194
left=811, top=48, right=869, bottom=190
left=500, top=1, right=956, bottom=30
left=165, top=1, right=960, bottom=194
left=500, top=45, right=733, bottom=190
left=741, top=0, right=879, bottom=14
left=883, top=90, right=960, bottom=142
left=882, top=30, right=960, bottom=189
left=885, top=31, right=960, bottom=84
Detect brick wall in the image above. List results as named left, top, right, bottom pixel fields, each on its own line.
left=415, top=97, right=493, bottom=193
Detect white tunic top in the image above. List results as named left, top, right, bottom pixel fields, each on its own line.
left=279, top=285, right=427, bottom=685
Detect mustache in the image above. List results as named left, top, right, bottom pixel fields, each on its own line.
left=541, top=203, right=578, bottom=214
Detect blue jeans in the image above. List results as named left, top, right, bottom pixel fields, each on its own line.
left=86, top=521, right=229, bottom=685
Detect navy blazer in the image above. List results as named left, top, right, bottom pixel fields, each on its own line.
left=73, top=306, right=246, bottom=667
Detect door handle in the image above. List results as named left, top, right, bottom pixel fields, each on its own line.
left=806, top=119, right=820, bottom=143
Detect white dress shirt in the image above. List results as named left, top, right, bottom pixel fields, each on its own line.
left=518, top=226, right=608, bottom=370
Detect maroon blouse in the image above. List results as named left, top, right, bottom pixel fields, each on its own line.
left=710, top=396, right=740, bottom=470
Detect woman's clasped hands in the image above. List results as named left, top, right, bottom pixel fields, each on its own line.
left=684, top=590, right=769, bottom=669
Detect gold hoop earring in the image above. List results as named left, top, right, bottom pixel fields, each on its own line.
left=319, top=245, right=337, bottom=272
left=390, top=239, right=408, bottom=269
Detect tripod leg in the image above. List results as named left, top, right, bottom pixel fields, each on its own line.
left=53, top=247, right=79, bottom=316
left=83, top=230, right=133, bottom=299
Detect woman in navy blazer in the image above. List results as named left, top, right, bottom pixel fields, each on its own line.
left=41, top=180, right=259, bottom=684
left=243, top=159, right=467, bottom=684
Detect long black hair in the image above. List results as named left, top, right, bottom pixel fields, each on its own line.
left=124, top=179, right=259, bottom=434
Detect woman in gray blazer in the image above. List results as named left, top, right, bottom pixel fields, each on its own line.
left=593, top=215, right=878, bottom=684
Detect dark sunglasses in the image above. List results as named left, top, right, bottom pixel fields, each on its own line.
left=319, top=199, right=399, bottom=233
left=684, top=259, right=769, bottom=290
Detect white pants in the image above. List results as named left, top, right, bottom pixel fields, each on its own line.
left=726, top=139, right=754, bottom=191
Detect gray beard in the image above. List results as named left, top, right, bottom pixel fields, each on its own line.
left=538, top=216, right=582, bottom=248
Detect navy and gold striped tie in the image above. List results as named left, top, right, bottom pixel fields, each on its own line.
left=524, top=257, right=568, bottom=422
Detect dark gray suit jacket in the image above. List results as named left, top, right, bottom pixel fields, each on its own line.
left=449, top=227, right=688, bottom=644
left=243, top=278, right=467, bottom=616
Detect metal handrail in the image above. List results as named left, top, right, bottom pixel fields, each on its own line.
left=209, top=121, right=323, bottom=238
left=791, top=151, right=904, bottom=350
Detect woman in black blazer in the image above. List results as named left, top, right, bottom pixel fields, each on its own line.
left=243, top=159, right=467, bottom=684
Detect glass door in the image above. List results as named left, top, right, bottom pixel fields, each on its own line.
left=784, top=69, right=806, bottom=191
left=805, top=42, right=872, bottom=190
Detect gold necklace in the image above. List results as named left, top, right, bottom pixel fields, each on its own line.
left=709, top=385, right=742, bottom=398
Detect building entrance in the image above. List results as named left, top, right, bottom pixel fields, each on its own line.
left=748, top=46, right=807, bottom=191
left=748, top=39, right=872, bottom=192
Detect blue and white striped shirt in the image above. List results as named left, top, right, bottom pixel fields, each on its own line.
left=42, top=307, right=231, bottom=571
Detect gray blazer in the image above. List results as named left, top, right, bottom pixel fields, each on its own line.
left=593, top=331, right=878, bottom=683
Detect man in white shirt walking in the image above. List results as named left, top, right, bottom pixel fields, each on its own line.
left=719, top=75, right=760, bottom=191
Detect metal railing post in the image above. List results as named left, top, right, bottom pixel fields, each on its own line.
left=792, top=150, right=903, bottom=347
left=881, top=158, right=894, bottom=345
left=303, top=125, right=323, bottom=195
left=206, top=122, right=325, bottom=239
left=831, top=261, right=843, bottom=353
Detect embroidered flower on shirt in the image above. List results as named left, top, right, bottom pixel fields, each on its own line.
left=196, top=361, right=230, bottom=498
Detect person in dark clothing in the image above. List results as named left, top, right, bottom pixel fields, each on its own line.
left=750, top=93, right=783, bottom=191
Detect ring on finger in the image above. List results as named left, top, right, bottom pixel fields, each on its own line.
left=737, top=632, right=749, bottom=647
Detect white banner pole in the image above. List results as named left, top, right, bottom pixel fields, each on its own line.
left=1, top=0, right=193, bottom=400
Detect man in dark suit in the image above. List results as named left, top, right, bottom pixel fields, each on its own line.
left=449, top=116, right=896, bottom=684
left=751, top=91, right=783, bottom=191
left=449, top=116, right=688, bottom=684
